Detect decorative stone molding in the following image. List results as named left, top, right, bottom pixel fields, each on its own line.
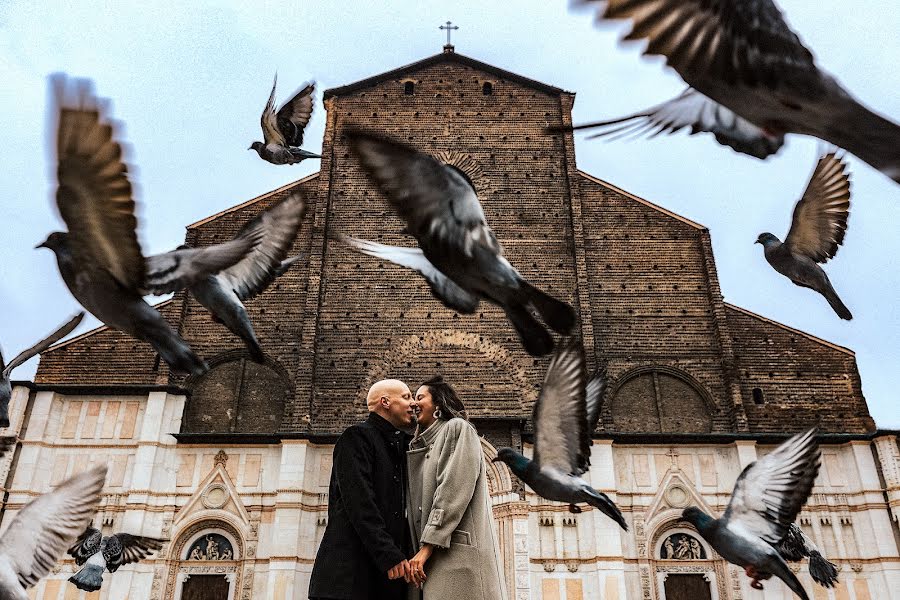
left=361, top=329, right=536, bottom=408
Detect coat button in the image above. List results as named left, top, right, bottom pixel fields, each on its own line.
left=418, top=507, right=422, bottom=512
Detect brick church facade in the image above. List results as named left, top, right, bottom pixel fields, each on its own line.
left=2, top=49, right=899, bottom=600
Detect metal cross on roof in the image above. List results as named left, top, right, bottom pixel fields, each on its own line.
left=439, top=20, right=459, bottom=48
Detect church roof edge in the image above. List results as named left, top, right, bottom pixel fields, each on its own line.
left=578, top=170, right=707, bottom=231
left=323, top=51, right=569, bottom=98
left=724, top=302, right=854, bottom=356
left=187, top=172, right=319, bottom=229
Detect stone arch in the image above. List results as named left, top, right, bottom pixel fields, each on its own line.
left=182, top=351, right=292, bottom=434
left=433, top=151, right=490, bottom=196
left=645, top=516, right=728, bottom=600
left=605, top=366, right=715, bottom=433
left=164, top=519, right=248, bottom=600
left=361, top=329, right=536, bottom=417
left=480, top=436, right=514, bottom=499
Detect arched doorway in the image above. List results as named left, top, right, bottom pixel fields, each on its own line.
left=650, top=524, right=727, bottom=600
left=166, top=521, right=244, bottom=600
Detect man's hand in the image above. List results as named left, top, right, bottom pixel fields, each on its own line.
left=388, top=559, right=411, bottom=581
left=409, top=543, right=434, bottom=588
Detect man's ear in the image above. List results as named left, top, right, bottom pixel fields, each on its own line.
left=381, top=395, right=391, bottom=409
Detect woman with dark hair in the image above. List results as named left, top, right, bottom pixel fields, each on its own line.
left=405, top=376, right=506, bottom=599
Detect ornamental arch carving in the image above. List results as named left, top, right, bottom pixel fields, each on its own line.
left=164, top=519, right=252, bottom=600
left=605, top=366, right=714, bottom=433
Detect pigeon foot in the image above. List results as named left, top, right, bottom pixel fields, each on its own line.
left=568, top=504, right=582, bottom=514
left=744, top=565, right=772, bottom=590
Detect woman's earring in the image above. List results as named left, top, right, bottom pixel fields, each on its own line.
left=433, top=408, right=442, bottom=419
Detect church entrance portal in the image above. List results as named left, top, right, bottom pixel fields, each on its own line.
left=180, top=575, right=230, bottom=600
left=663, top=574, right=712, bottom=600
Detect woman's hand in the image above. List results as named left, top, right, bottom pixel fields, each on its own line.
left=409, top=543, right=434, bottom=588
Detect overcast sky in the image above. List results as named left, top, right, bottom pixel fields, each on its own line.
left=1, top=1, right=897, bottom=427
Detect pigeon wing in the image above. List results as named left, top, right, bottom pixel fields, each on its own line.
left=347, top=130, right=501, bottom=258
left=102, top=533, right=164, bottom=573
left=143, top=235, right=261, bottom=296
left=722, top=429, right=820, bottom=544
left=532, top=339, right=590, bottom=475
left=276, top=82, right=315, bottom=147
left=588, top=0, right=815, bottom=88
left=784, top=153, right=851, bottom=263
left=584, top=365, right=607, bottom=444
left=260, top=75, right=285, bottom=146
left=777, top=522, right=811, bottom=562
left=52, top=74, right=145, bottom=292
left=2, top=313, right=84, bottom=377
left=67, top=527, right=103, bottom=566
left=0, top=465, right=106, bottom=588
left=338, top=236, right=480, bottom=314
left=215, top=192, right=307, bottom=301
left=566, top=89, right=783, bottom=159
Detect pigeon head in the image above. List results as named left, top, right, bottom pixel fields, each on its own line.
left=36, top=231, right=69, bottom=253
left=249, top=141, right=264, bottom=154
left=681, top=506, right=714, bottom=531
left=0, top=382, right=10, bottom=428
left=755, top=232, right=780, bottom=246
left=492, top=447, right=530, bottom=475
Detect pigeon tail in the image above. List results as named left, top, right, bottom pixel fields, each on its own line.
left=581, top=486, right=628, bottom=531
left=769, top=558, right=810, bottom=600
left=519, top=280, right=576, bottom=335
left=69, top=564, right=104, bottom=592
left=827, top=99, right=900, bottom=185
left=141, top=325, right=208, bottom=376
left=242, top=333, right=266, bottom=364
left=504, top=303, right=554, bottom=357
left=821, top=286, right=852, bottom=320
left=808, top=551, right=838, bottom=588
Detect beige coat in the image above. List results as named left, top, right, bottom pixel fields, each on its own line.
left=406, top=417, right=507, bottom=600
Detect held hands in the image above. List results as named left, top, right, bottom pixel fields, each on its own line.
left=388, top=559, right=411, bottom=581
left=408, top=543, right=435, bottom=588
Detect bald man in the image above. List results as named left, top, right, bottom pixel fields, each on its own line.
left=309, top=380, right=417, bottom=600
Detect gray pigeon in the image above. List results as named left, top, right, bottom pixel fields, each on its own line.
left=187, top=191, right=307, bottom=363
left=1, top=313, right=83, bottom=428
left=566, top=0, right=900, bottom=183
left=777, top=522, right=839, bottom=588
left=342, top=130, right=576, bottom=356
left=67, top=527, right=164, bottom=592
left=681, top=428, right=821, bottom=600
left=250, top=76, right=321, bottom=165
left=492, top=339, right=626, bottom=529
left=557, top=88, right=784, bottom=159
left=0, top=465, right=107, bottom=600
left=39, top=75, right=259, bottom=376
left=756, top=152, right=852, bottom=320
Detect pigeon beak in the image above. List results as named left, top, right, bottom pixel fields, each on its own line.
left=754, top=240, right=761, bottom=244
left=35, top=241, right=47, bottom=249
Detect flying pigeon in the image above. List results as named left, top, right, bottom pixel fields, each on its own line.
left=250, top=76, right=321, bottom=165
left=67, top=527, right=164, bottom=592
left=559, top=88, right=784, bottom=160
left=0, top=465, right=107, bottom=600
left=492, top=339, right=626, bottom=529
left=187, top=191, right=307, bottom=363
left=777, top=522, right=839, bottom=588
left=756, top=152, right=852, bottom=320
left=563, top=0, right=900, bottom=183
left=39, top=74, right=260, bottom=376
left=0, top=437, right=12, bottom=458
left=681, top=428, right=821, bottom=600
left=341, top=130, right=576, bottom=356
left=1, top=312, right=83, bottom=428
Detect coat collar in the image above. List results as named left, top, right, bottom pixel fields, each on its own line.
left=366, top=412, right=411, bottom=442
left=411, top=417, right=449, bottom=448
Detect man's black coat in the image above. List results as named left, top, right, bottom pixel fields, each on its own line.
left=309, top=412, right=412, bottom=600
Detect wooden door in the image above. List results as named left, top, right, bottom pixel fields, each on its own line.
left=663, top=574, right=712, bottom=600
left=181, top=574, right=231, bottom=600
